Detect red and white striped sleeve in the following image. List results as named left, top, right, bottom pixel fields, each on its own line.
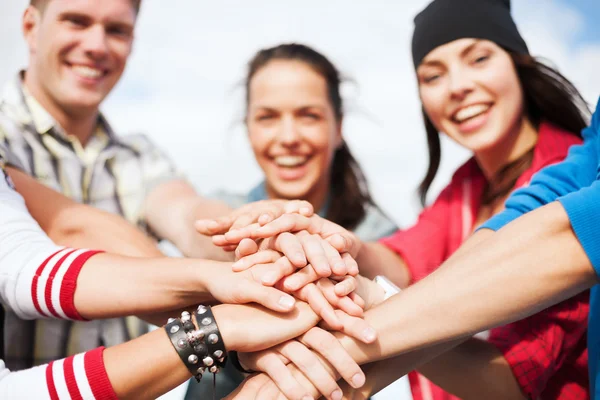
left=0, top=347, right=118, bottom=399
left=0, top=166, right=102, bottom=320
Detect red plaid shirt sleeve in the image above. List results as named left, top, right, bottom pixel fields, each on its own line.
left=487, top=291, right=590, bottom=399
left=380, top=185, right=452, bottom=283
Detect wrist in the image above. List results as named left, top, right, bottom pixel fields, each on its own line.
left=191, top=260, right=231, bottom=303
left=211, top=304, right=239, bottom=351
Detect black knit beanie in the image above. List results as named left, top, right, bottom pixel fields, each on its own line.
left=411, top=0, right=529, bottom=68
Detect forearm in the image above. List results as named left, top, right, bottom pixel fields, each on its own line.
left=144, top=180, right=233, bottom=260
left=56, top=205, right=162, bottom=257
left=177, top=196, right=234, bottom=260
left=7, top=167, right=162, bottom=257
left=74, top=255, right=222, bottom=320
left=338, top=202, right=597, bottom=364
left=417, top=338, right=525, bottom=400
left=356, top=242, right=410, bottom=287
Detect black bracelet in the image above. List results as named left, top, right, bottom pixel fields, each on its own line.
left=229, top=351, right=256, bottom=374
left=195, top=305, right=227, bottom=373
left=165, top=318, right=207, bottom=382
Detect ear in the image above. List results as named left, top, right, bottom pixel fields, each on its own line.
left=22, top=6, right=42, bottom=53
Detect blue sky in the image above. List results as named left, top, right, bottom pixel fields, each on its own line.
left=567, top=0, right=600, bottom=44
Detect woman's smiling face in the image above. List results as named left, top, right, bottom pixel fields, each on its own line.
left=417, top=39, right=526, bottom=153
left=246, top=60, right=342, bottom=201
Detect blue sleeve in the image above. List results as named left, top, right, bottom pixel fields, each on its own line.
left=559, top=180, right=600, bottom=273
left=481, top=98, right=600, bottom=231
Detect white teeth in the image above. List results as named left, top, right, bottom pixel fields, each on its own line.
left=71, top=65, right=103, bottom=79
left=454, top=104, right=490, bottom=122
left=274, top=155, right=308, bottom=167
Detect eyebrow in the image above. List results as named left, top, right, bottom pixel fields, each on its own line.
left=252, top=104, right=327, bottom=112
left=420, top=40, right=482, bottom=67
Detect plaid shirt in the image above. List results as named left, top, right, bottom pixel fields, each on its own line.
left=381, top=123, right=589, bottom=399
left=0, top=72, right=181, bottom=371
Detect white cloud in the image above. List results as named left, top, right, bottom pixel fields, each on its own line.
left=0, top=0, right=598, bottom=227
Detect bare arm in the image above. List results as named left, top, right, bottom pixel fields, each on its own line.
left=7, top=166, right=162, bottom=257
left=143, top=179, right=233, bottom=260
left=356, top=242, right=411, bottom=287
left=106, top=302, right=319, bottom=400
left=351, top=338, right=524, bottom=400
left=337, top=201, right=597, bottom=366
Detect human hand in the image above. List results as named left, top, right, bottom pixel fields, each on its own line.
left=195, top=199, right=314, bottom=240
left=238, top=327, right=366, bottom=400
left=228, top=250, right=370, bottom=338
left=232, top=230, right=359, bottom=284
left=203, top=261, right=296, bottom=313
left=212, top=302, right=319, bottom=353
left=219, top=213, right=362, bottom=259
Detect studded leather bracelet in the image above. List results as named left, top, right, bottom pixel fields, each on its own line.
left=165, top=306, right=228, bottom=383
left=194, top=305, right=227, bottom=372
left=165, top=317, right=207, bottom=382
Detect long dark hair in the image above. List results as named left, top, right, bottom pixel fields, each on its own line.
left=245, top=43, right=374, bottom=230
left=418, top=53, right=590, bottom=206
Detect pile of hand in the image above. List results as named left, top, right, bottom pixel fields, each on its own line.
left=195, top=200, right=386, bottom=400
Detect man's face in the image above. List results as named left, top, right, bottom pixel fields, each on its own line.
left=24, top=0, right=136, bottom=114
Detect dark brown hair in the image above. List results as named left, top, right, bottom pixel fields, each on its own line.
left=418, top=53, right=590, bottom=206
left=245, top=43, right=375, bottom=230
left=30, top=0, right=142, bottom=14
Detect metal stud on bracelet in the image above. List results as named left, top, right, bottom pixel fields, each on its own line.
left=194, top=305, right=227, bottom=370
left=165, top=318, right=208, bottom=382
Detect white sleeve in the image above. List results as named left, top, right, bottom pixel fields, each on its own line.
left=0, top=347, right=117, bottom=399
left=0, top=169, right=98, bottom=320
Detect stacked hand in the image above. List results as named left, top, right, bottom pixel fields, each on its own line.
left=196, top=202, right=379, bottom=399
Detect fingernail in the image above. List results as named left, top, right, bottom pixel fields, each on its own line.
left=300, top=207, right=311, bottom=215
left=207, top=221, right=219, bottom=229
left=278, top=295, right=295, bottom=308
left=261, top=272, right=277, bottom=284
left=352, top=373, right=365, bottom=388
left=331, top=389, right=343, bottom=400
left=362, top=327, right=377, bottom=342
left=302, top=396, right=314, bottom=400
left=232, top=260, right=242, bottom=269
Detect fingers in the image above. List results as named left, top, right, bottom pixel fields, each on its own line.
left=326, top=233, right=361, bottom=259
left=224, top=222, right=262, bottom=244
left=319, top=310, right=377, bottom=344
left=341, top=252, right=359, bottom=276
left=194, top=215, right=234, bottom=236
left=253, top=257, right=296, bottom=286
left=296, top=283, right=343, bottom=330
left=281, top=264, right=319, bottom=292
left=235, top=238, right=261, bottom=259
left=277, top=340, right=343, bottom=400
left=316, top=278, right=363, bottom=317
left=241, top=280, right=296, bottom=312
left=253, top=213, right=315, bottom=238
left=255, top=350, right=315, bottom=400
left=333, top=275, right=357, bottom=297
left=349, top=292, right=366, bottom=309
left=299, top=327, right=366, bottom=390
left=283, top=200, right=314, bottom=217
left=271, top=232, right=308, bottom=267
left=232, top=248, right=280, bottom=272
left=224, top=373, right=271, bottom=400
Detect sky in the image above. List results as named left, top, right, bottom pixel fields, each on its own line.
left=1, top=0, right=599, bottom=227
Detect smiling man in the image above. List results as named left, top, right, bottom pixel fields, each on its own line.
left=0, top=0, right=238, bottom=371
